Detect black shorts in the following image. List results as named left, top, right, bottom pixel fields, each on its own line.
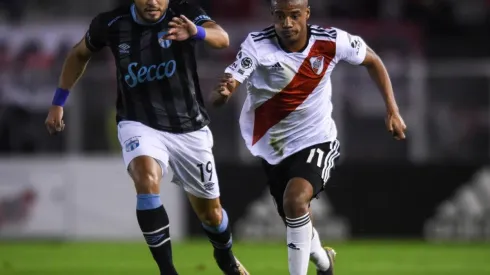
left=261, top=140, right=340, bottom=218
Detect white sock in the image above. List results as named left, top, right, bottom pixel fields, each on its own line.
left=285, top=213, right=313, bottom=275
left=310, top=227, right=331, bottom=271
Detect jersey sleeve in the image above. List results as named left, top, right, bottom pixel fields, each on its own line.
left=178, top=1, right=215, bottom=26
left=224, top=35, right=258, bottom=83
left=85, top=14, right=108, bottom=52
left=334, top=28, right=367, bottom=65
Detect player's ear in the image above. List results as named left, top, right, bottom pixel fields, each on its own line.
left=306, top=6, right=310, bottom=20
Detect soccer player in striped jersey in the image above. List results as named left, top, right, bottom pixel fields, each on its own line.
left=212, top=0, right=407, bottom=274
left=45, top=0, right=249, bottom=274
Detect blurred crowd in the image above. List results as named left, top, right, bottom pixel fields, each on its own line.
left=0, top=0, right=489, bottom=163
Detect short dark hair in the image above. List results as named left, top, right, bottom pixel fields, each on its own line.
left=271, top=0, right=308, bottom=8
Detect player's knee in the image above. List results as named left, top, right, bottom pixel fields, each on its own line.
left=283, top=196, right=309, bottom=218
left=283, top=177, right=313, bottom=217
left=132, top=170, right=161, bottom=194
left=197, top=205, right=222, bottom=227
left=129, top=156, right=162, bottom=194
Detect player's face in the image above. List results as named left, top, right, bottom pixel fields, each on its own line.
left=134, top=0, right=169, bottom=23
left=271, top=1, right=310, bottom=44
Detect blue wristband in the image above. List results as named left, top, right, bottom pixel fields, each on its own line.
left=193, top=26, right=206, bottom=41
left=52, top=88, right=70, bottom=106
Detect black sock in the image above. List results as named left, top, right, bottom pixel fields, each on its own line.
left=202, top=208, right=233, bottom=250
left=137, top=194, right=178, bottom=275
left=202, top=208, right=237, bottom=270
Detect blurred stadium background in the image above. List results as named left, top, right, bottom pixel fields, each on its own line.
left=1, top=0, right=490, bottom=274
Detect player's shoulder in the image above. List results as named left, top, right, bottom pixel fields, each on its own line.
left=169, top=0, right=193, bottom=8
left=242, top=26, right=277, bottom=50
left=169, top=0, right=213, bottom=25
left=309, top=25, right=339, bottom=40
left=249, top=25, right=276, bottom=43
left=92, top=5, right=131, bottom=28
left=169, top=0, right=199, bottom=13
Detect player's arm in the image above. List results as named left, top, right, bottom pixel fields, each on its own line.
left=45, top=15, right=107, bottom=135
left=56, top=15, right=107, bottom=100
left=199, top=21, right=229, bottom=49
left=211, top=73, right=241, bottom=107
left=360, top=47, right=398, bottom=116
left=336, top=28, right=406, bottom=139
left=57, top=38, right=93, bottom=91
left=212, top=35, right=258, bottom=107
left=172, top=1, right=229, bottom=49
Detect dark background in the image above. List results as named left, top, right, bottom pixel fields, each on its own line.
left=188, top=163, right=488, bottom=240
left=1, top=0, right=490, bottom=242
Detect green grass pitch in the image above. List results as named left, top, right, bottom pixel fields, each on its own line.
left=1, top=240, right=489, bottom=274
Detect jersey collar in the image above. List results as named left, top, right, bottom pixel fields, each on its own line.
left=130, top=4, right=167, bottom=26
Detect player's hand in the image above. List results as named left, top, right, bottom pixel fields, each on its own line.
left=165, top=15, right=198, bottom=41
left=385, top=111, right=406, bottom=140
left=45, top=106, right=65, bottom=135
left=211, top=73, right=234, bottom=107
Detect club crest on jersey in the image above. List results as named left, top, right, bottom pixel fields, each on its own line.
left=309, top=56, right=325, bottom=75
left=157, top=31, right=172, bottom=48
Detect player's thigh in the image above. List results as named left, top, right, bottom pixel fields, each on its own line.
left=262, top=159, right=288, bottom=220
left=163, top=126, right=220, bottom=200
left=117, top=121, right=170, bottom=180
left=264, top=140, right=341, bottom=217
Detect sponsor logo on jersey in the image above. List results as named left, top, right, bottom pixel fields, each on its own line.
left=269, top=62, right=284, bottom=71
left=118, top=43, right=130, bottom=54
left=124, top=60, right=177, bottom=88
left=157, top=30, right=172, bottom=48
left=309, top=56, right=325, bottom=75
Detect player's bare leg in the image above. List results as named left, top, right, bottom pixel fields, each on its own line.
left=283, top=177, right=314, bottom=275
left=187, top=194, right=249, bottom=275
left=129, top=156, right=178, bottom=275
left=310, top=211, right=334, bottom=274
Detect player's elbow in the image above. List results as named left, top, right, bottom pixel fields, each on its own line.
left=212, top=31, right=230, bottom=49
left=71, top=48, right=90, bottom=63
left=221, top=31, right=230, bottom=48
left=203, top=23, right=230, bottom=49
left=71, top=41, right=92, bottom=62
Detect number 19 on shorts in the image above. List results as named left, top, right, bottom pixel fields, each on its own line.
left=197, top=161, right=213, bottom=182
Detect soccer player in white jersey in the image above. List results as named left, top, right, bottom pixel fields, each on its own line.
left=211, top=0, right=407, bottom=274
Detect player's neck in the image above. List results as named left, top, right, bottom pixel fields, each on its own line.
left=278, top=31, right=309, bottom=53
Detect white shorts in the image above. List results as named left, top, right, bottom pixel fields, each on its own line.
left=117, top=120, right=220, bottom=199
